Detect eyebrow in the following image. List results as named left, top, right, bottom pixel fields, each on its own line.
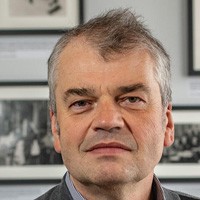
left=63, top=83, right=150, bottom=102
left=117, top=83, right=151, bottom=95
left=64, top=88, right=95, bottom=101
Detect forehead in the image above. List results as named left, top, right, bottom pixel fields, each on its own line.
left=57, top=38, right=157, bottom=90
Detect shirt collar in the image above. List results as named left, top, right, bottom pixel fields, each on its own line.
left=153, top=174, right=166, bottom=200
left=65, top=171, right=85, bottom=200
left=65, top=172, right=165, bottom=200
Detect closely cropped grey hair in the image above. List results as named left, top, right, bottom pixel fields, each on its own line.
left=48, top=9, right=171, bottom=114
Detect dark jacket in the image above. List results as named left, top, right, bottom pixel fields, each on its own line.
left=35, top=176, right=200, bottom=200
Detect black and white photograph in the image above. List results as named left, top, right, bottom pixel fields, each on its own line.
left=0, top=0, right=81, bottom=31
left=155, top=108, right=200, bottom=179
left=9, top=0, right=67, bottom=17
left=0, top=100, right=62, bottom=166
left=161, top=124, right=200, bottom=164
left=0, top=86, right=65, bottom=181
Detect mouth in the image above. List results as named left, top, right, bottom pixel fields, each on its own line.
left=86, top=142, right=132, bottom=154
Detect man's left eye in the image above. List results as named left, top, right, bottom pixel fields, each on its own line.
left=119, top=96, right=145, bottom=109
left=125, top=97, right=142, bottom=103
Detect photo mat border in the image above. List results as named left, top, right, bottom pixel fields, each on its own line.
left=188, top=0, right=200, bottom=75
left=156, top=106, right=200, bottom=179
left=0, top=0, right=84, bottom=34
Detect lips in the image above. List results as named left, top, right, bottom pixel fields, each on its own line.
left=86, top=142, right=132, bottom=153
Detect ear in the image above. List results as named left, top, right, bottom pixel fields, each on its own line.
left=164, top=104, right=174, bottom=147
left=50, top=109, right=61, bottom=153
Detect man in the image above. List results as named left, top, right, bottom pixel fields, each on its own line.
left=36, top=9, right=199, bottom=200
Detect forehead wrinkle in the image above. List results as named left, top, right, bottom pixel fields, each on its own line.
left=117, top=83, right=151, bottom=95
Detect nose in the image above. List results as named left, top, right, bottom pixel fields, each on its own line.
left=92, top=98, right=124, bottom=132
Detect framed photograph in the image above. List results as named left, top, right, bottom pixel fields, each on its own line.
left=0, top=0, right=83, bottom=34
left=0, top=0, right=83, bottom=85
left=188, top=0, right=200, bottom=75
left=155, top=106, right=200, bottom=179
left=0, top=34, right=60, bottom=85
left=0, top=86, right=66, bottom=181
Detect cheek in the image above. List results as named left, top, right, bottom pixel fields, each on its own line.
left=128, top=114, right=165, bottom=149
left=58, top=116, right=92, bottom=170
left=59, top=115, right=91, bottom=149
left=131, top=116, right=165, bottom=166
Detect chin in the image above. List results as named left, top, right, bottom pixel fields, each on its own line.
left=91, top=166, right=137, bottom=186
left=93, top=175, right=129, bottom=187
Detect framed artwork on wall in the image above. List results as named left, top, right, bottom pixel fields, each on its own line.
left=0, top=86, right=66, bottom=181
left=0, top=94, right=199, bottom=181
left=188, top=0, right=200, bottom=75
left=0, top=0, right=84, bottom=85
left=0, top=0, right=83, bottom=34
left=0, top=34, right=59, bottom=85
left=155, top=106, right=200, bottom=179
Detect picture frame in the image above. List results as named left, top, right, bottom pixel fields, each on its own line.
left=0, top=0, right=83, bottom=34
left=0, top=0, right=84, bottom=85
left=0, top=86, right=66, bottom=181
left=155, top=106, right=200, bottom=179
left=1, top=95, right=199, bottom=181
left=188, top=0, right=200, bottom=75
left=0, top=34, right=59, bottom=85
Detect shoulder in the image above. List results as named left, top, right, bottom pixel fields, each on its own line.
left=163, top=187, right=200, bottom=200
left=34, top=179, right=73, bottom=200
left=34, top=184, right=61, bottom=200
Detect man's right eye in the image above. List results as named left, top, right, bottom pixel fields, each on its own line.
left=72, top=100, right=89, bottom=107
left=69, top=100, right=93, bottom=113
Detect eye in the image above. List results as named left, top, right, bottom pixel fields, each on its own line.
left=119, top=96, right=145, bottom=109
left=69, top=99, right=94, bottom=113
left=125, top=97, right=142, bottom=103
left=72, top=100, right=89, bottom=107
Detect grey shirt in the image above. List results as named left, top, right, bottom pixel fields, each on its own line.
left=65, top=172, right=85, bottom=200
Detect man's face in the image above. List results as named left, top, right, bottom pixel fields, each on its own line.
left=51, top=39, right=174, bottom=186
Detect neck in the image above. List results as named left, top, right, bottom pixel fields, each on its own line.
left=71, top=173, right=154, bottom=200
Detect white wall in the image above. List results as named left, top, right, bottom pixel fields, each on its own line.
left=84, top=0, right=200, bottom=106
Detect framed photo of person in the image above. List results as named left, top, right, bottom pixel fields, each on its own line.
left=155, top=106, right=200, bottom=179
left=0, top=0, right=83, bottom=34
left=0, top=86, right=66, bottom=181
left=188, top=0, right=200, bottom=75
